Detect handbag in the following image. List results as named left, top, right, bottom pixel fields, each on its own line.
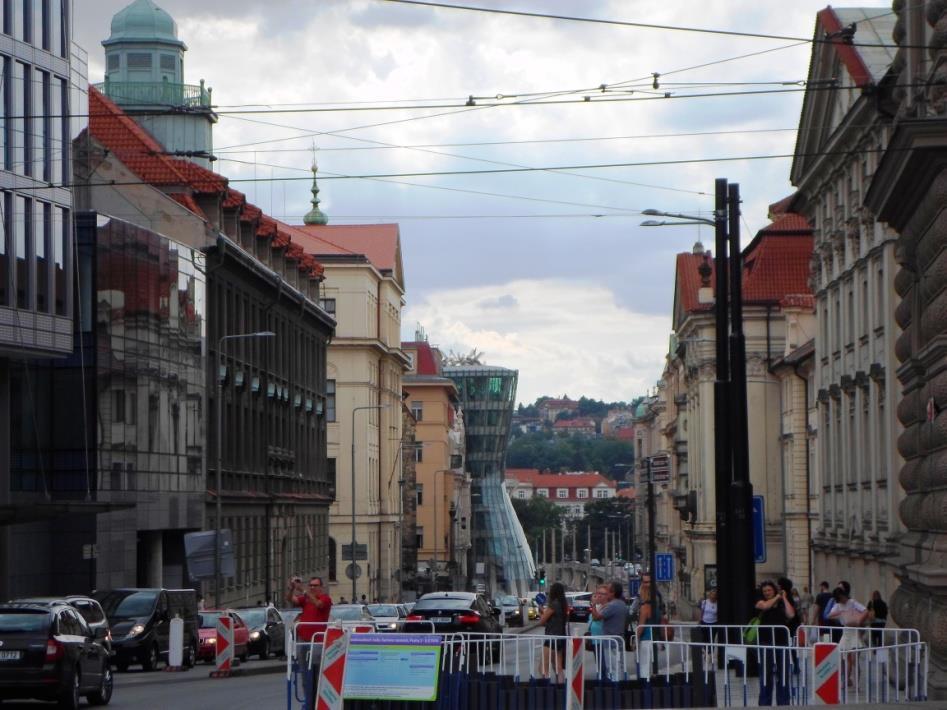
left=743, top=615, right=762, bottom=643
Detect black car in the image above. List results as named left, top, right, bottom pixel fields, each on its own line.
left=93, top=588, right=199, bottom=672
left=404, top=592, right=502, bottom=635
left=569, top=598, right=593, bottom=622
left=234, top=606, right=286, bottom=659
left=14, top=596, right=113, bottom=656
left=0, top=602, right=113, bottom=709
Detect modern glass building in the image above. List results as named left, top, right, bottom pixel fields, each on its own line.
left=444, top=365, right=534, bottom=596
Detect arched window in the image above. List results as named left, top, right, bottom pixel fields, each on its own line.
left=328, top=537, right=337, bottom=582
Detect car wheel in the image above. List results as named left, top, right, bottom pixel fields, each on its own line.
left=239, top=647, right=248, bottom=663
left=87, top=663, right=113, bottom=706
left=184, top=642, right=197, bottom=668
left=58, top=665, right=81, bottom=710
left=142, top=643, right=160, bottom=671
left=259, top=638, right=270, bottom=660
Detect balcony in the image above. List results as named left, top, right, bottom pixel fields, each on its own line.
left=94, top=78, right=212, bottom=109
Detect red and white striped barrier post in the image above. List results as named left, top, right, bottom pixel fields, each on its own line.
left=314, top=626, right=349, bottom=710
left=565, top=635, right=585, bottom=710
left=211, top=614, right=234, bottom=678
left=813, top=641, right=841, bottom=705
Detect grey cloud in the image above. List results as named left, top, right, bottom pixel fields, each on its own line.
left=478, top=294, right=519, bottom=310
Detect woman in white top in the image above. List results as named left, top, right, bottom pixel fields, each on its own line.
left=827, top=586, right=869, bottom=686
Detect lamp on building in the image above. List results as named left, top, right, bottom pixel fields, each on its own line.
left=351, top=404, right=390, bottom=601
left=640, top=179, right=753, bottom=626
left=215, top=330, right=275, bottom=608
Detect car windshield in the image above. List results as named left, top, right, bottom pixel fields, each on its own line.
left=413, top=597, right=473, bottom=611
left=235, top=609, right=265, bottom=626
left=498, top=596, right=519, bottom=606
left=329, top=607, right=365, bottom=621
left=0, top=611, right=47, bottom=633
left=95, top=591, right=157, bottom=619
left=199, top=612, right=223, bottom=629
left=368, top=605, right=398, bottom=617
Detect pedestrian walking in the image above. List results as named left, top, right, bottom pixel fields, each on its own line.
left=827, top=586, right=868, bottom=686
left=539, top=582, right=568, bottom=682
left=285, top=575, right=332, bottom=710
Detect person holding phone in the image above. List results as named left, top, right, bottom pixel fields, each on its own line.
left=285, top=575, right=332, bottom=710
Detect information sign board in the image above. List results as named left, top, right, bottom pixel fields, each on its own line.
left=752, top=495, right=766, bottom=563
left=343, top=634, right=442, bottom=701
left=655, top=553, right=674, bottom=582
left=534, top=592, right=547, bottom=605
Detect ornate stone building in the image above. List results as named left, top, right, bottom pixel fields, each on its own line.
left=862, top=0, right=947, bottom=694
left=663, top=216, right=813, bottom=614
left=789, top=6, right=903, bottom=606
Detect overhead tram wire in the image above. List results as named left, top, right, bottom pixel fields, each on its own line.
left=377, top=1, right=906, bottom=50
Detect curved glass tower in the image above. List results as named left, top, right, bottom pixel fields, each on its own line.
left=444, top=365, right=535, bottom=596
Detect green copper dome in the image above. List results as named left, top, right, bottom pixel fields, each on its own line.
left=303, top=160, right=329, bottom=226
left=103, top=0, right=185, bottom=48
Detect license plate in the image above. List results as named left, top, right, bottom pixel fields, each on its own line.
left=0, top=650, right=21, bottom=660
left=432, top=616, right=452, bottom=624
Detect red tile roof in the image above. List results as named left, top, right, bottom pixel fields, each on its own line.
left=505, top=470, right=616, bottom=499
left=294, top=224, right=400, bottom=272
left=616, top=488, right=636, bottom=500
left=676, top=213, right=813, bottom=314
left=89, top=87, right=186, bottom=185
left=780, top=294, right=815, bottom=310
left=88, top=86, right=325, bottom=280
left=402, top=341, right=440, bottom=375
left=552, top=418, right=596, bottom=430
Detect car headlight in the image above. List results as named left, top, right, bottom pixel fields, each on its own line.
left=128, top=624, right=145, bottom=637
left=249, top=631, right=260, bottom=641
left=207, top=637, right=216, bottom=645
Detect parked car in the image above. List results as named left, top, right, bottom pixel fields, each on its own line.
left=566, top=592, right=593, bottom=623
left=404, top=592, right=502, bottom=635
left=0, top=601, right=113, bottom=708
left=367, top=603, right=406, bottom=632
left=234, top=606, right=285, bottom=659
left=93, top=588, right=199, bottom=672
left=494, top=595, right=524, bottom=627
left=197, top=610, right=249, bottom=664
left=328, top=604, right=375, bottom=632
left=13, top=596, right=112, bottom=656
left=527, top=600, right=540, bottom=621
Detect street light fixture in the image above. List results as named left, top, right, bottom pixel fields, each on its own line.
left=638, top=180, right=753, bottom=627
left=351, top=404, right=390, bottom=601
left=215, top=330, right=275, bottom=608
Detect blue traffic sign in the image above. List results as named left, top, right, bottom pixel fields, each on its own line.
left=534, top=592, right=547, bottom=605
left=628, top=577, right=641, bottom=598
left=655, top=553, right=674, bottom=582
left=752, top=495, right=766, bottom=563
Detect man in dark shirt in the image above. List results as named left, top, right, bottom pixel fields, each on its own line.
left=811, top=581, right=833, bottom=627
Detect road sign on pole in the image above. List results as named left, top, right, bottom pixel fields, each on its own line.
left=752, top=495, right=766, bottom=563
left=655, top=553, right=674, bottom=582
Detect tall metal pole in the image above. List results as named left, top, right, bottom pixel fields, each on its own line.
left=647, top=456, right=657, bottom=620
left=712, top=177, right=733, bottom=625
left=727, top=182, right=755, bottom=624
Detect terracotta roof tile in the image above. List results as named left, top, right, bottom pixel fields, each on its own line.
left=402, top=341, right=440, bottom=375
left=285, top=242, right=304, bottom=261
left=170, top=158, right=227, bottom=194
left=505, top=469, right=616, bottom=492
left=223, top=189, right=245, bottom=209
left=272, top=230, right=291, bottom=249
left=240, top=203, right=262, bottom=222
left=676, top=212, right=813, bottom=314
left=293, top=224, right=399, bottom=271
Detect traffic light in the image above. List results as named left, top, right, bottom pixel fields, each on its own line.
left=538, top=567, right=546, bottom=587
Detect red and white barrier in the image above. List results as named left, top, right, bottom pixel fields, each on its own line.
left=211, top=614, right=234, bottom=677
left=565, top=635, right=585, bottom=709
left=314, top=627, right=349, bottom=710
left=813, top=642, right=841, bottom=705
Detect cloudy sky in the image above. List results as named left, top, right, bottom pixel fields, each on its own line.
left=76, top=0, right=887, bottom=404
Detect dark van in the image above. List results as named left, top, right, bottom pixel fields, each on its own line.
left=92, top=588, right=199, bottom=672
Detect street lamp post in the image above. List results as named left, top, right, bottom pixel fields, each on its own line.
left=351, top=404, right=389, bottom=601
left=215, top=331, right=275, bottom=608
left=641, top=179, right=753, bottom=625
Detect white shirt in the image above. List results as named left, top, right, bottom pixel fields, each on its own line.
left=700, top=598, right=718, bottom=624
left=828, top=599, right=866, bottom=627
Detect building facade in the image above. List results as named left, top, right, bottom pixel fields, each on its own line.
left=504, top=469, right=616, bottom=520
left=0, top=0, right=92, bottom=597
left=790, top=6, right=903, bottom=608
left=402, top=338, right=467, bottom=593
left=860, top=0, right=947, bottom=694
left=446, top=363, right=533, bottom=596
left=293, top=218, right=408, bottom=604
left=661, top=217, right=814, bottom=614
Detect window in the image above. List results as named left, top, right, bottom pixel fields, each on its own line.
left=160, top=54, right=176, bottom=72
left=576, top=488, right=588, bottom=499
left=414, top=445, right=423, bottom=463
left=50, top=0, right=63, bottom=57
left=327, top=458, right=336, bottom=493
left=556, top=488, right=568, bottom=499
left=537, top=488, right=548, bottom=498
left=516, top=490, right=526, bottom=499
left=127, top=53, right=152, bottom=69
left=328, top=538, right=336, bottom=581
left=326, top=379, right=335, bottom=421
left=416, top=483, right=423, bottom=506
left=416, top=526, right=424, bottom=549
left=34, top=200, right=47, bottom=312
left=34, top=70, right=46, bottom=180
left=106, top=53, right=119, bottom=71
left=0, top=191, right=6, bottom=306
left=53, top=205, right=66, bottom=314
left=14, top=195, right=27, bottom=308
left=594, top=487, right=610, bottom=498
left=12, top=61, right=25, bottom=174
left=411, top=401, right=423, bottom=421
left=319, top=297, right=335, bottom=316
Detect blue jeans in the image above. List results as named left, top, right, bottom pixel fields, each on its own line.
left=758, top=647, right=790, bottom=706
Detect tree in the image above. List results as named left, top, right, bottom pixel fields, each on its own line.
left=506, top=431, right=634, bottom=473
left=511, top=495, right=564, bottom=545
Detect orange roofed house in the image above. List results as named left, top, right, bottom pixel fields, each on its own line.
left=654, top=208, right=815, bottom=614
